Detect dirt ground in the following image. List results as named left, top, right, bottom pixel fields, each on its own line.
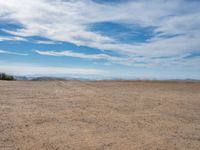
left=0, top=81, right=200, bottom=150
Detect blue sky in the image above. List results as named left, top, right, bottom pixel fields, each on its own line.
left=0, top=0, right=200, bottom=79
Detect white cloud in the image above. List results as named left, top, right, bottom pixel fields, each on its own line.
left=0, top=0, right=200, bottom=65
left=0, top=49, right=28, bottom=56
left=33, top=40, right=59, bottom=44
left=0, top=36, right=27, bottom=42
left=0, top=64, right=106, bottom=76
left=34, top=49, right=122, bottom=61
left=34, top=49, right=200, bottom=69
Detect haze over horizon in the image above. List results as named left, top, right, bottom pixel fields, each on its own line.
left=0, top=0, right=200, bottom=79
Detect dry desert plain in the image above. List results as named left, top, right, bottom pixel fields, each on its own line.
left=0, top=80, right=200, bottom=150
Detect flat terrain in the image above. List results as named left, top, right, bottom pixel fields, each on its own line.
left=0, top=81, right=200, bottom=150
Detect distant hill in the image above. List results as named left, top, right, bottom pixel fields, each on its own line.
left=14, top=76, right=29, bottom=81
left=31, top=77, right=69, bottom=81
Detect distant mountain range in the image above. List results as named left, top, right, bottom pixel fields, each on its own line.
left=31, top=76, right=71, bottom=81
left=14, top=76, right=200, bottom=82
left=14, top=76, right=90, bottom=81
left=0, top=73, right=199, bottom=82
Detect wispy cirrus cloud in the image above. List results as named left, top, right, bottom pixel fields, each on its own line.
left=34, top=50, right=122, bottom=61
left=34, top=49, right=200, bottom=69
left=0, top=35, right=27, bottom=42
left=0, top=49, right=28, bottom=56
left=33, top=40, right=59, bottom=45
left=0, top=64, right=106, bottom=76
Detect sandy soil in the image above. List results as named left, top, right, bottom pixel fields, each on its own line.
left=0, top=81, right=200, bottom=150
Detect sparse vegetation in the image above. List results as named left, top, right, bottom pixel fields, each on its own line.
left=0, top=73, right=15, bottom=81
